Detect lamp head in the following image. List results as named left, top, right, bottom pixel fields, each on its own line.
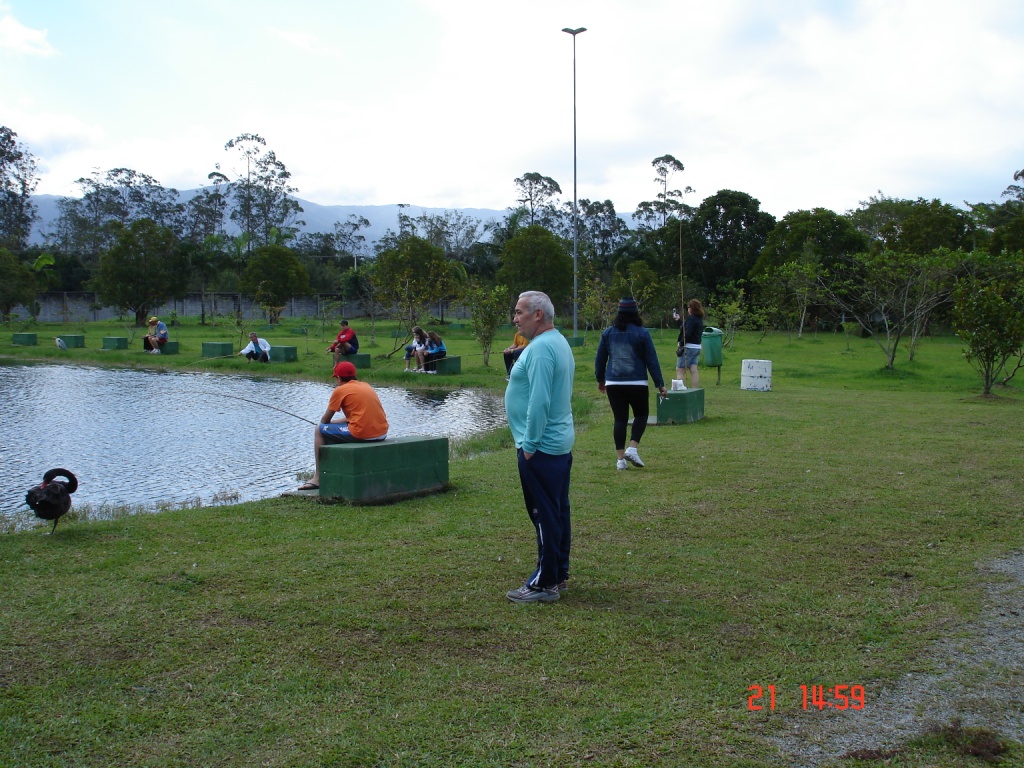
left=562, top=27, right=587, bottom=36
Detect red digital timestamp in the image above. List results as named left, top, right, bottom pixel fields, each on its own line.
left=747, top=684, right=866, bottom=711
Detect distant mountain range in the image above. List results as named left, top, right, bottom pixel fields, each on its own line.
left=29, top=191, right=509, bottom=249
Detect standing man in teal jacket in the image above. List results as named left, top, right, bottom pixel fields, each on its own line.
left=503, top=291, right=575, bottom=604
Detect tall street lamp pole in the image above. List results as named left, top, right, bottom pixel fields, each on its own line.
left=562, top=26, right=586, bottom=338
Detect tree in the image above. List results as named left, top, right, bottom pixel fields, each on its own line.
left=210, top=133, right=304, bottom=250
left=0, top=247, right=37, bottom=320
left=30, top=251, right=59, bottom=292
left=77, top=168, right=182, bottom=229
left=633, top=154, right=691, bottom=230
left=752, top=208, right=867, bottom=277
left=239, top=245, right=310, bottom=324
left=467, top=281, right=511, bottom=366
left=985, top=169, right=1024, bottom=255
left=573, top=198, right=631, bottom=276
left=611, top=261, right=663, bottom=319
left=990, top=214, right=1024, bottom=255
left=691, top=190, right=776, bottom=295
left=182, top=186, right=228, bottom=244
left=93, top=219, right=188, bottom=326
left=747, top=209, right=868, bottom=336
left=185, top=234, right=232, bottom=324
left=334, top=214, right=371, bottom=269
left=370, top=235, right=450, bottom=331
left=398, top=209, right=484, bottom=318
left=579, top=272, right=618, bottom=331
left=496, top=225, right=573, bottom=312
left=753, top=257, right=823, bottom=337
left=952, top=279, right=1024, bottom=394
left=49, top=168, right=181, bottom=267
left=340, top=265, right=383, bottom=346
left=706, top=281, right=748, bottom=348
left=406, top=209, right=491, bottom=264
left=0, top=126, right=40, bottom=253
left=850, top=195, right=973, bottom=255
left=817, top=249, right=957, bottom=369
left=513, top=173, right=562, bottom=227
left=473, top=208, right=528, bottom=282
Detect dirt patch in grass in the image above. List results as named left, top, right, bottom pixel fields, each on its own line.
left=769, top=552, right=1024, bottom=766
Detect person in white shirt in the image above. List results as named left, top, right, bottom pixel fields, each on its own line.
left=239, top=332, right=271, bottom=363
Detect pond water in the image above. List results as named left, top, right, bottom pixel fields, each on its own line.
left=0, top=363, right=507, bottom=529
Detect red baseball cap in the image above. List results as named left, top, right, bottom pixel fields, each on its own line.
left=333, top=361, right=357, bottom=379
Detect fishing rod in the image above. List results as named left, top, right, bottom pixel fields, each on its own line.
left=198, top=391, right=317, bottom=425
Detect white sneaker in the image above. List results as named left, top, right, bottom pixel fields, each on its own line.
left=616, top=459, right=628, bottom=470
left=624, top=446, right=644, bottom=467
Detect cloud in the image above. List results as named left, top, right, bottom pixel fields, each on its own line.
left=6, top=1, right=1024, bottom=217
left=0, top=7, right=55, bottom=57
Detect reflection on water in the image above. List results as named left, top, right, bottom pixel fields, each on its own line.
left=0, top=364, right=506, bottom=529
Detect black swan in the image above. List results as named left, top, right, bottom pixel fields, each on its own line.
left=25, top=468, right=78, bottom=533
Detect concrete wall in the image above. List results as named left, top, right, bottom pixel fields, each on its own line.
left=9, top=293, right=472, bottom=325
left=11, top=293, right=358, bottom=324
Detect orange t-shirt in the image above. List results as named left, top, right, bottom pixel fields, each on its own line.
left=327, top=381, right=389, bottom=439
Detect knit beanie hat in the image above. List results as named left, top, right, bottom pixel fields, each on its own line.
left=618, top=298, right=638, bottom=315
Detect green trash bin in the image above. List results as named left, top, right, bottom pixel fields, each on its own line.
left=701, top=326, right=723, bottom=367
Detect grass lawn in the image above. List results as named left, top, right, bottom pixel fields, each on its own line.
left=1, top=319, right=1022, bottom=766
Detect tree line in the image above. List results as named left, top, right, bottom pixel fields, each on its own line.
left=1, top=126, right=1023, bottom=391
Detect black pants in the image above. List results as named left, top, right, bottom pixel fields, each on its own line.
left=518, top=449, right=572, bottom=589
left=504, top=348, right=523, bottom=374
left=246, top=350, right=269, bottom=363
left=606, top=385, right=650, bottom=450
left=424, top=351, right=446, bottom=371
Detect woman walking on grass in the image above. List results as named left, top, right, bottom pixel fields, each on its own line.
left=594, top=298, right=667, bottom=471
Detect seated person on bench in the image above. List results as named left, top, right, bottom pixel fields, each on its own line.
left=503, top=330, right=528, bottom=377
left=404, top=326, right=428, bottom=372
left=416, top=331, right=446, bottom=373
left=327, top=320, right=358, bottom=356
left=298, top=361, right=389, bottom=491
left=144, top=316, right=169, bottom=354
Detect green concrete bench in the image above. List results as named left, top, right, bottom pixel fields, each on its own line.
left=202, top=341, right=233, bottom=357
left=563, top=334, right=585, bottom=347
left=102, top=336, right=128, bottom=350
left=59, top=334, right=85, bottom=348
left=270, top=345, right=297, bottom=362
left=432, top=355, right=461, bottom=375
left=318, top=435, right=449, bottom=503
left=654, top=388, right=704, bottom=425
left=12, top=333, right=37, bottom=346
left=334, top=351, right=371, bottom=369
left=143, top=340, right=179, bottom=354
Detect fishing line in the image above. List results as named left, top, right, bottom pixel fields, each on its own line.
left=198, top=391, right=317, bottom=425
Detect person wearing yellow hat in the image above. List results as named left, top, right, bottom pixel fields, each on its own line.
left=298, top=361, right=389, bottom=491
left=143, top=316, right=169, bottom=354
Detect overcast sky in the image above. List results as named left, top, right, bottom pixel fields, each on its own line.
left=2, top=0, right=1022, bottom=220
